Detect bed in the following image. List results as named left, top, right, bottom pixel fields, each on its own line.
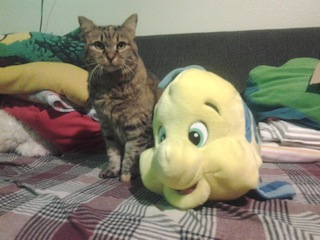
left=1, top=27, right=320, bottom=239
left=1, top=152, right=319, bottom=239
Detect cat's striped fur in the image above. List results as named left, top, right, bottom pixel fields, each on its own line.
left=78, top=14, right=161, bottom=182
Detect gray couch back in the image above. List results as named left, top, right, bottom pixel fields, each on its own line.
left=136, top=27, right=320, bottom=93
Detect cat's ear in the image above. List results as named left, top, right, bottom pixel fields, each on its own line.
left=78, top=16, right=97, bottom=33
left=122, top=14, right=138, bottom=38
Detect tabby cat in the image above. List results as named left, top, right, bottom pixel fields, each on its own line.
left=78, top=14, right=161, bottom=182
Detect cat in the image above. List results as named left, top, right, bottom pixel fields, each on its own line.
left=78, top=14, right=162, bottom=182
left=0, top=109, right=58, bottom=157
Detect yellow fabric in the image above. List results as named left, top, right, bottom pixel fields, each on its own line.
left=140, top=68, right=262, bottom=209
left=0, top=32, right=31, bottom=44
left=0, top=62, right=89, bottom=107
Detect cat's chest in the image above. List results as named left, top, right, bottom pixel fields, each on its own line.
left=92, top=85, right=137, bottom=115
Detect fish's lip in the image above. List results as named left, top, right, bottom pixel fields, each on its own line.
left=164, top=178, right=210, bottom=209
left=177, top=183, right=198, bottom=195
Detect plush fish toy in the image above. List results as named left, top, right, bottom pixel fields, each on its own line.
left=140, top=66, right=295, bottom=209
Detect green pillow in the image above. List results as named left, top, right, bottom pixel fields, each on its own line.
left=0, top=28, right=84, bottom=66
left=244, top=58, right=320, bottom=129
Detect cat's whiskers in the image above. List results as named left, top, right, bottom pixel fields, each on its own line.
left=124, top=58, right=136, bottom=65
left=97, top=65, right=106, bottom=80
left=88, top=64, right=102, bottom=83
left=81, top=60, right=101, bottom=70
left=119, top=65, right=128, bottom=79
left=120, top=64, right=134, bottom=80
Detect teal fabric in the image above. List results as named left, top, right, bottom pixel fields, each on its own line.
left=0, top=28, right=84, bottom=66
left=254, top=181, right=296, bottom=200
left=158, top=65, right=205, bottom=88
left=244, top=58, right=320, bottom=129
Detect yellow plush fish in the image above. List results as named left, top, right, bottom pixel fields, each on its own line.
left=140, top=67, right=262, bottom=209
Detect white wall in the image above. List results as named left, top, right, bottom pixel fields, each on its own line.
left=1, top=0, right=320, bottom=36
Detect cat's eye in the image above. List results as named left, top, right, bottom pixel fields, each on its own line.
left=158, top=126, right=166, bottom=143
left=188, top=122, right=208, bottom=147
left=117, top=41, right=127, bottom=50
left=94, top=41, right=105, bottom=50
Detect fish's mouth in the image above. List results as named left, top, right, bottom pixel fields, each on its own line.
left=164, top=178, right=210, bottom=209
left=177, top=184, right=197, bottom=195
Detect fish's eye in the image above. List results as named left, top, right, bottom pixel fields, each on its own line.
left=189, top=122, right=208, bottom=147
left=158, top=126, right=166, bottom=143
left=94, top=41, right=105, bottom=50
left=117, top=41, right=127, bottom=50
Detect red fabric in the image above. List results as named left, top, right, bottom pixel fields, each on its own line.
left=1, top=96, right=105, bottom=154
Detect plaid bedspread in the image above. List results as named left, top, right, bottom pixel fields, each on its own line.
left=0, top=152, right=319, bottom=240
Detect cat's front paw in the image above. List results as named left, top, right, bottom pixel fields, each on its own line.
left=120, top=173, right=132, bottom=182
left=120, top=168, right=139, bottom=182
left=99, top=165, right=120, bottom=179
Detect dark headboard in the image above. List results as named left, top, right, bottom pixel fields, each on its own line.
left=136, top=27, right=320, bottom=93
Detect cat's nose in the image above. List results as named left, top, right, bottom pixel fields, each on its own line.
left=107, top=53, right=115, bottom=62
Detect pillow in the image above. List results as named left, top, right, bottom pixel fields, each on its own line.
left=1, top=96, right=104, bottom=154
left=0, top=29, right=84, bottom=66
left=0, top=62, right=89, bottom=107
left=244, top=58, right=320, bottom=129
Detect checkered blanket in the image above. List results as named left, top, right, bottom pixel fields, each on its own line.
left=0, top=152, right=319, bottom=240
